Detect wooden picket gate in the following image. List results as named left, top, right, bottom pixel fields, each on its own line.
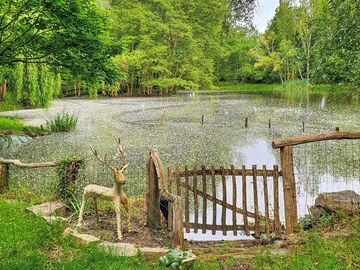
left=167, top=165, right=283, bottom=239
left=146, top=149, right=286, bottom=248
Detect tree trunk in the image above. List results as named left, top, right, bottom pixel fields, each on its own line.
left=0, top=79, right=6, bottom=101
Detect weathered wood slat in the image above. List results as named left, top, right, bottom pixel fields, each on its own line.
left=231, top=165, right=237, bottom=236
left=175, top=166, right=181, bottom=196
left=186, top=222, right=277, bottom=233
left=252, top=165, right=260, bottom=238
left=179, top=168, right=275, bottom=177
left=242, top=165, right=250, bottom=236
left=184, top=166, right=190, bottom=233
left=167, top=167, right=173, bottom=230
left=272, top=131, right=360, bottom=148
left=201, top=165, right=207, bottom=234
left=211, top=166, right=217, bottom=235
left=262, top=165, right=270, bottom=236
left=180, top=181, right=269, bottom=221
left=273, top=165, right=281, bottom=238
left=221, top=166, right=227, bottom=236
left=193, top=166, right=199, bottom=233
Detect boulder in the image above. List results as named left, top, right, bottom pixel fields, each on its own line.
left=26, top=201, right=66, bottom=217
left=311, top=190, right=360, bottom=214
left=98, top=241, right=138, bottom=256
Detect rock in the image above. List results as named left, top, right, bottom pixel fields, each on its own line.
left=98, top=241, right=138, bottom=257
left=312, top=190, right=360, bottom=213
left=63, top=228, right=101, bottom=245
left=26, top=201, right=66, bottom=217
left=42, top=215, right=67, bottom=224
left=139, top=247, right=169, bottom=255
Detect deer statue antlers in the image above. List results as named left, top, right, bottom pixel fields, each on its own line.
left=77, top=137, right=131, bottom=240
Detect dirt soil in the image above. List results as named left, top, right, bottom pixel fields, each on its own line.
left=72, top=200, right=171, bottom=248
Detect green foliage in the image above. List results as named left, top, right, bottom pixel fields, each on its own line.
left=0, top=199, right=221, bottom=269
left=253, top=231, right=360, bottom=270
left=0, top=116, right=43, bottom=133
left=0, top=91, right=21, bottom=112
left=88, top=83, right=99, bottom=99
left=0, top=0, right=119, bottom=83
left=45, top=111, right=78, bottom=132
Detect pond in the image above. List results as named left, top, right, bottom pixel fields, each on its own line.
left=1, top=89, right=360, bottom=240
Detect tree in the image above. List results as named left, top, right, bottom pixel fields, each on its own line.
left=252, top=33, right=299, bottom=84
left=0, top=0, right=118, bottom=83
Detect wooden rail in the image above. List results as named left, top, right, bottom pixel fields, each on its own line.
left=0, top=158, right=60, bottom=192
left=272, top=131, right=360, bottom=148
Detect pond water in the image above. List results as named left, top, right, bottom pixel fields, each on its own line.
left=1, top=89, right=360, bottom=240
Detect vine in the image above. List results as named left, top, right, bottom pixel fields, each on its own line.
left=56, top=157, right=84, bottom=207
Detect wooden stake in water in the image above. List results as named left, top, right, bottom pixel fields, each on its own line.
left=201, top=115, right=204, bottom=125
left=245, top=117, right=248, bottom=128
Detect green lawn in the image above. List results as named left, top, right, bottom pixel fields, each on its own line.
left=214, top=81, right=348, bottom=93
left=253, top=215, right=360, bottom=270
left=0, top=116, right=43, bottom=133
left=0, top=199, right=218, bottom=270
left=0, top=198, right=359, bottom=269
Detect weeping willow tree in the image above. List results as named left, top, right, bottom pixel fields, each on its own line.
left=6, top=63, right=62, bottom=108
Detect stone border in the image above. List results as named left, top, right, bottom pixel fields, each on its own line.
left=26, top=201, right=173, bottom=257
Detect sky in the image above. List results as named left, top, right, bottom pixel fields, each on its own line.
left=253, top=0, right=279, bottom=33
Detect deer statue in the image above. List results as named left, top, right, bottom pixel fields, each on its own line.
left=77, top=138, right=131, bottom=240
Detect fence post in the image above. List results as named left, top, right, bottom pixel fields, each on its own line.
left=0, top=164, right=9, bottom=192
left=280, top=145, right=297, bottom=235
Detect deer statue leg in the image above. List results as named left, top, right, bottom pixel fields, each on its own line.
left=120, top=193, right=131, bottom=232
left=114, top=197, right=123, bottom=240
left=93, top=197, right=99, bottom=222
left=77, top=193, right=87, bottom=227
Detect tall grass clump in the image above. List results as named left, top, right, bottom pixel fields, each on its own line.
left=46, top=111, right=78, bottom=132
left=283, top=79, right=309, bottom=91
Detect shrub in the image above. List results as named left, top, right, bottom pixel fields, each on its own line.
left=46, top=111, right=78, bottom=132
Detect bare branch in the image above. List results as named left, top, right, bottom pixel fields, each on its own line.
left=115, top=137, right=126, bottom=167
left=90, top=145, right=106, bottom=166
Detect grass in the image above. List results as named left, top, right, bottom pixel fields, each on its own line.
left=0, top=116, right=43, bottom=134
left=45, top=111, right=78, bottom=132
left=0, top=91, right=22, bottom=112
left=0, top=198, right=156, bottom=270
left=252, top=214, right=360, bottom=270
left=214, top=82, right=283, bottom=92
left=0, top=198, right=219, bottom=270
left=214, top=81, right=349, bottom=93
left=1, top=195, right=358, bottom=270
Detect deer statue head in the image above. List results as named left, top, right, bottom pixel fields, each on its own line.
left=90, top=137, right=128, bottom=184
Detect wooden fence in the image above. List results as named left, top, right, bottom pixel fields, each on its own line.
left=273, top=130, right=360, bottom=234
left=167, top=164, right=283, bottom=239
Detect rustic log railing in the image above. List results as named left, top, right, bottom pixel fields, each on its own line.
left=0, top=158, right=82, bottom=193
left=272, top=131, right=360, bottom=235
left=167, top=164, right=283, bottom=239
left=0, top=158, right=60, bottom=192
